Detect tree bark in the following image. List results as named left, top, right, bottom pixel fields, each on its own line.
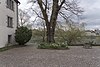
left=46, top=22, right=51, bottom=43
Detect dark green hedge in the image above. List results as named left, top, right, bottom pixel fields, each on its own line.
left=15, top=26, right=32, bottom=45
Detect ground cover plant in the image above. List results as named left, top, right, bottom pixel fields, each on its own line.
left=38, top=42, right=69, bottom=50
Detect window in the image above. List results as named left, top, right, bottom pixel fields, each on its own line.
left=7, top=16, right=13, bottom=28
left=8, top=35, right=12, bottom=44
left=7, top=0, right=14, bottom=11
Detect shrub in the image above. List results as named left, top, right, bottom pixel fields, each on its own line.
left=56, top=23, right=86, bottom=45
left=58, top=42, right=69, bottom=49
left=50, top=43, right=61, bottom=49
left=38, top=42, right=69, bottom=49
left=38, top=43, right=50, bottom=49
left=15, top=26, right=32, bottom=45
left=60, top=43, right=67, bottom=47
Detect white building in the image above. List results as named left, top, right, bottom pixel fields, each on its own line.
left=0, top=0, right=20, bottom=48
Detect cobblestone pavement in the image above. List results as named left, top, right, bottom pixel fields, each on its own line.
left=0, top=46, right=100, bottom=67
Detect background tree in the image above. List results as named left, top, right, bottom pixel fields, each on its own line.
left=32, top=29, right=45, bottom=42
left=18, top=9, right=31, bottom=27
left=56, top=22, right=86, bottom=45
left=28, top=0, right=83, bottom=43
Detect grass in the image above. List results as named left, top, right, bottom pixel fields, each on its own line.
left=0, top=45, right=27, bottom=52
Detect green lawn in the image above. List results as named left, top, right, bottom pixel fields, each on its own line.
left=0, top=45, right=26, bottom=52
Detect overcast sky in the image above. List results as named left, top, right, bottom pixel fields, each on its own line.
left=19, top=0, right=100, bottom=30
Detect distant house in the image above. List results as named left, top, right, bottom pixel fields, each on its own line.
left=85, top=30, right=96, bottom=36
left=0, top=0, right=20, bottom=48
left=94, top=29, right=100, bottom=35
left=83, top=30, right=100, bottom=45
left=85, top=30, right=100, bottom=36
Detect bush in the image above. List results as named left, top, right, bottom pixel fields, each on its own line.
left=38, top=42, right=69, bottom=49
left=56, top=23, right=86, bottom=45
left=15, top=26, right=32, bottom=45
left=50, top=43, right=61, bottom=49
left=38, top=43, right=50, bottom=49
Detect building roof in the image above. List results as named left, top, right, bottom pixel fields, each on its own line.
left=14, top=0, right=20, bottom=4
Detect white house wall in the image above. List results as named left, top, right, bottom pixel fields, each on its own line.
left=0, top=0, right=18, bottom=48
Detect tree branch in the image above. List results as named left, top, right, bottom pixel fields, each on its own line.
left=64, top=1, right=83, bottom=16
left=58, top=0, right=65, bottom=10
left=37, top=0, right=49, bottom=23
left=31, top=8, right=44, bottom=20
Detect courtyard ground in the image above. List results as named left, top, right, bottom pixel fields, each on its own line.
left=0, top=45, right=100, bottom=67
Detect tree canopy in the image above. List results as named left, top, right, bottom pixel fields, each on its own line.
left=27, top=0, right=83, bottom=43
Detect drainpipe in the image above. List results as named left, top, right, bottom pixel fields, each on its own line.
left=16, top=3, right=20, bottom=28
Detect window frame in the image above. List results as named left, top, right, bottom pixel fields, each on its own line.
left=7, top=16, right=13, bottom=28
left=6, top=0, right=14, bottom=11
left=8, top=35, right=12, bottom=44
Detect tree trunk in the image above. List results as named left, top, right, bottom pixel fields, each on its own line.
left=37, top=0, right=64, bottom=43
left=42, top=24, right=46, bottom=42
left=46, top=28, right=55, bottom=43
left=50, top=27, right=55, bottom=43
left=46, top=0, right=59, bottom=43
left=46, top=23, right=55, bottom=43
left=46, top=23, right=51, bottom=43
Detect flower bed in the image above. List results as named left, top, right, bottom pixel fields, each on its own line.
left=38, top=42, right=69, bottom=50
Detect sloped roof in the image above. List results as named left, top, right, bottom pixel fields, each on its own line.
left=14, top=0, right=20, bottom=4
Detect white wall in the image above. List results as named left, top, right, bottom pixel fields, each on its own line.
left=0, top=0, right=18, bottom=48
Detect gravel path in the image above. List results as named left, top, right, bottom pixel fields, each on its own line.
left=0, top=46, right=100, bottom=67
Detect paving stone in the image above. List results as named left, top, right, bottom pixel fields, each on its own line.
left=0, top=46, right=100, bottom=67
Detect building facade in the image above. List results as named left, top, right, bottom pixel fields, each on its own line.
left=0, top=0, right=20, bottom=48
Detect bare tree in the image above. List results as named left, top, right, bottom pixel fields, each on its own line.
left=41, top=20, right=46, bottom=42
left=28, top=0, right=83, bottom=43
left=18, top=9, right=31, bottom=27
left=35, top=19, right=46, bottom=42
